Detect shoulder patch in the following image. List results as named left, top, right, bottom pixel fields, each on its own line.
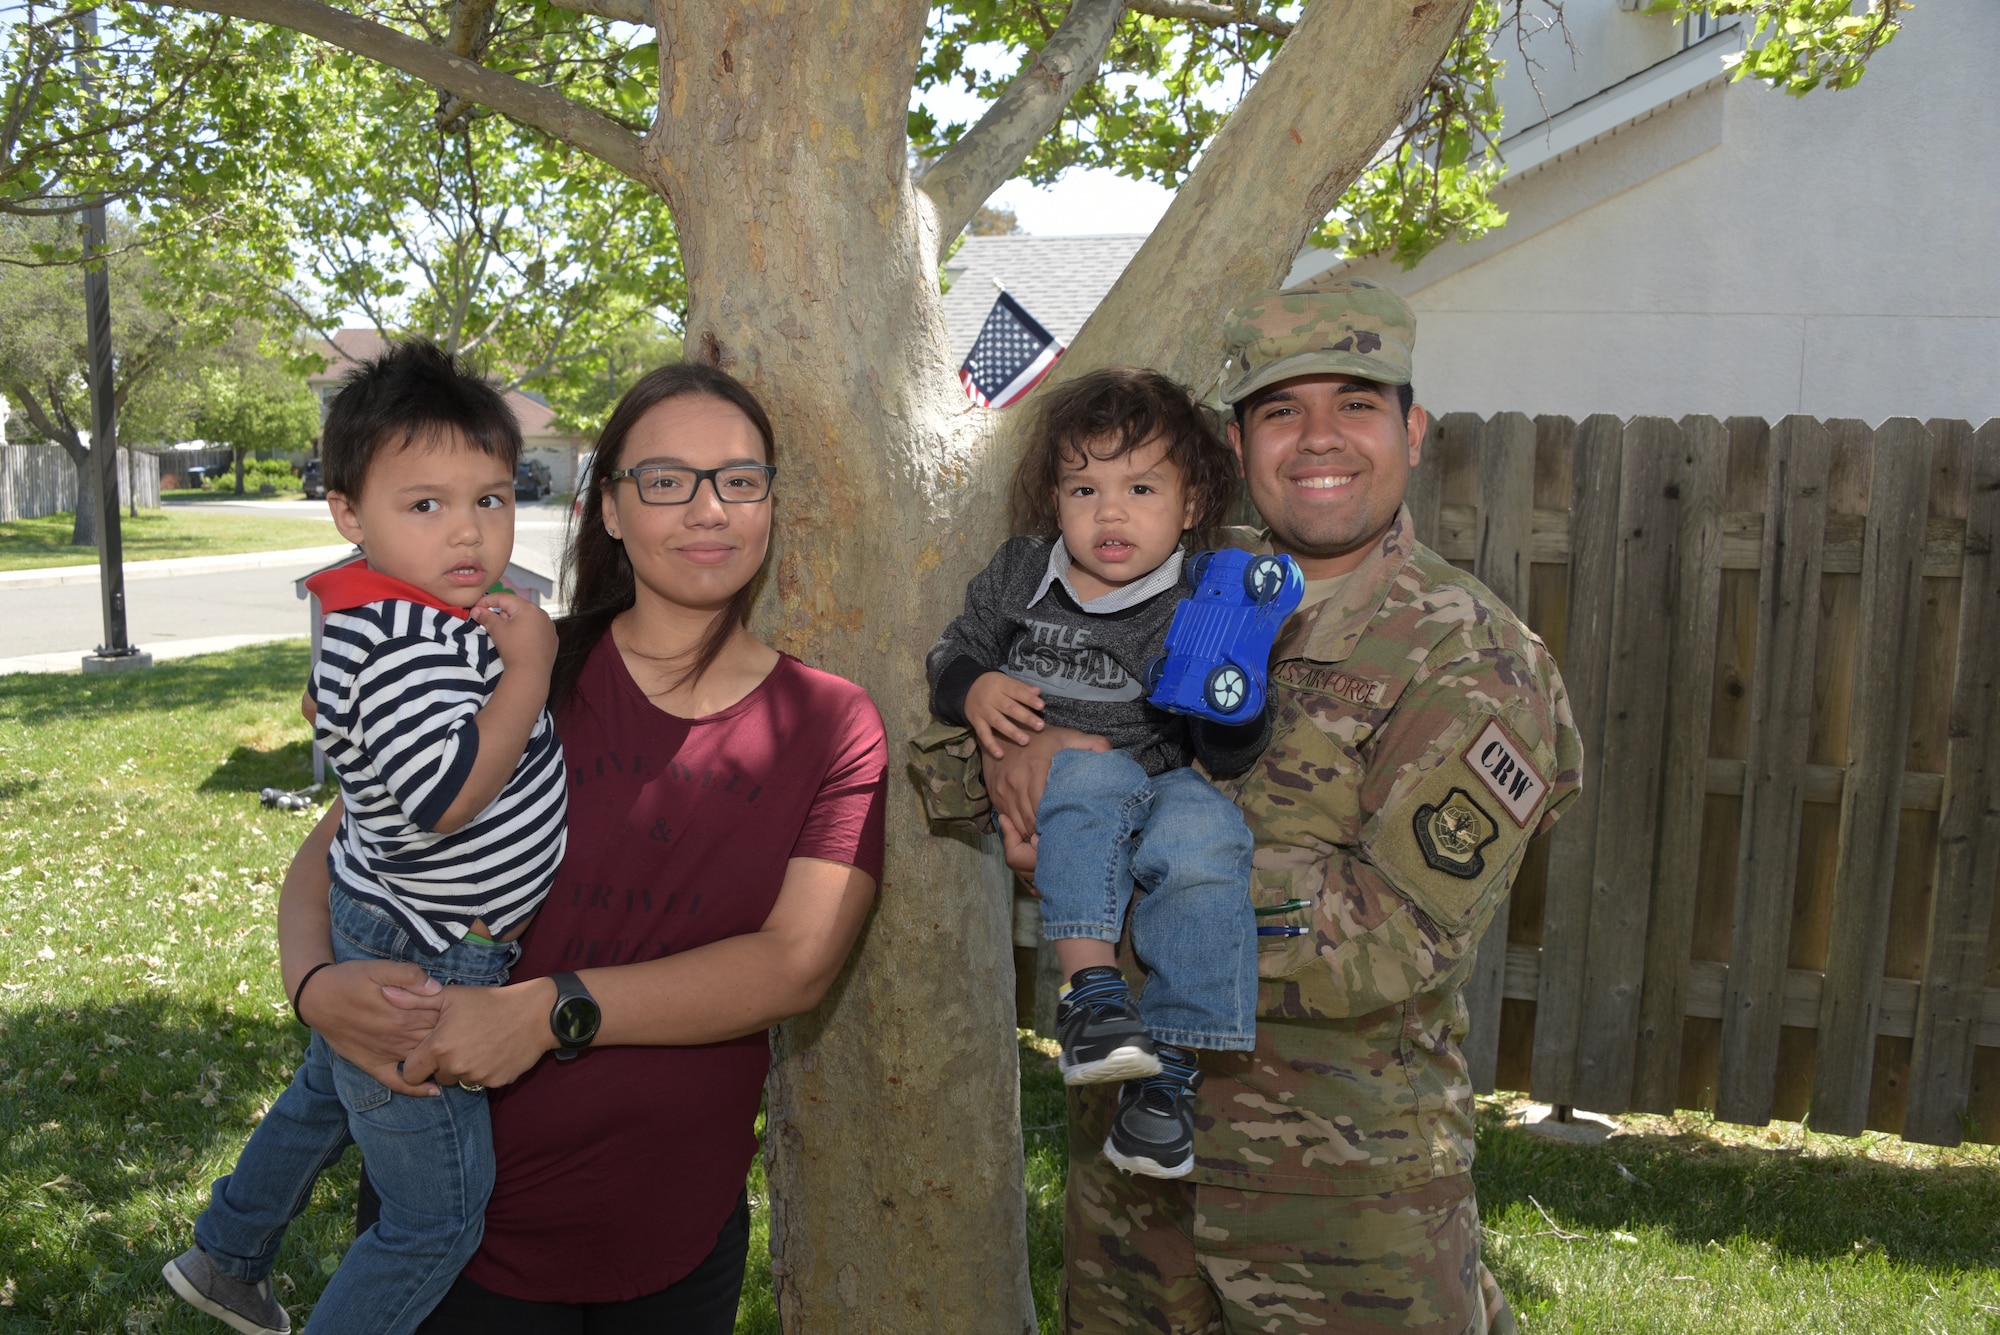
left=1463, top=718, right=1547, bottom=827
left=1412, top=788, right=1498, bottom=880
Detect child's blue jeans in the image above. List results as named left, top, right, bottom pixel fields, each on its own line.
left=193, top=882, right=519, bottom=1335
left=1035, top=747, right=1258, bottom=1052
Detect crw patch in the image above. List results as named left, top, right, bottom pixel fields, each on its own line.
left=1413, top=788, right=1498, bottom=880
left=1463, top=718, right=1547, bottom=827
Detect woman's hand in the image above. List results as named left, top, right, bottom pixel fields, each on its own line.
left=397, top=978, right=557, bottom=1090
left=985, top=725, right=1111, bottom=838
left=278, top=797, right=444, bottom=1095
left=298, top=959, right=446, bottom=1096
left=965, top=671, right=1045, bottom=759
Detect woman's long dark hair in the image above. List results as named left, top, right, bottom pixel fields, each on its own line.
left=550, top=363, right=777, bottom=712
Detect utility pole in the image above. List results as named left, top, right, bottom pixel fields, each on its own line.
left=76, top=7, right=148, bottom=673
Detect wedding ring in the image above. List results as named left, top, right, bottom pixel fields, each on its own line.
left=458, top=1081, right=485, bottom=1093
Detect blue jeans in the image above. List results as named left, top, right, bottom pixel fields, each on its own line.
left=194, top=883, right=519, bottom=1335
left=1036, top=747, right=1257, bottom=1052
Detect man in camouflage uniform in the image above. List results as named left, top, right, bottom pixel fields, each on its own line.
left=992, top=275, right=1582, bottom=1333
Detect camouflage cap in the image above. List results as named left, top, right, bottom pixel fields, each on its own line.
left=1213, top=274, right=1417, bottom=406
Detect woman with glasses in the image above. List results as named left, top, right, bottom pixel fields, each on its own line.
left=275, top=363, right=888, bottom=1331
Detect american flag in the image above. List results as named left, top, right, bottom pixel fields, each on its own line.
left=959, top=289, right=1064, bottom=408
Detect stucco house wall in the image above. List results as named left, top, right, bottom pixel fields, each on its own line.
left=1294, top=3, right=1998, bottom=425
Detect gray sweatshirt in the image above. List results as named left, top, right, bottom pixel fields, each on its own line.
left=926, top=536, right=1269, bottom=778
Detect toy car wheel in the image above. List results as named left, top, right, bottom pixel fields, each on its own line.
left=1245, top=555, right=1289, bottom=604
left=1188, top=551, right=1213, bottom=586
left=1145, top=656, right=1166, bottom=694
left=1204, top=664, right=1250, bottom=715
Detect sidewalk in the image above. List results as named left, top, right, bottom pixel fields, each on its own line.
left=0, top=634, right=311, bottom=676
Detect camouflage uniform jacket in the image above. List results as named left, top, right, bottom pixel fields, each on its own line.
left=1192, top=506, right=1582, bottom=1197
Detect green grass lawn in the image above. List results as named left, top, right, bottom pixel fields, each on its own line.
left=0, top=510, right=338, bottom=572
left=3, top=644, right=1997, bottom=1332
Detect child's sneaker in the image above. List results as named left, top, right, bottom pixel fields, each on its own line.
left=162, top=1245, right=291, bottom=1335
left=1055, top=965, right=1161, bottom=1085
left=1103, top=1043, right=1201, bottom=1179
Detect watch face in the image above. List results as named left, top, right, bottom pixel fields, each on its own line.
left=553, top=995, right=600, bottom=1046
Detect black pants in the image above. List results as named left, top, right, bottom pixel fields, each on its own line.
left=358, top=1168, right=751, bottom=1334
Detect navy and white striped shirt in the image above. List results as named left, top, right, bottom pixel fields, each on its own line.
left=306, top=562, right=567, bottom=953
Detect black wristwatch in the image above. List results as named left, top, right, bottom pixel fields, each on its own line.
left=549, top=971, right=601, bottom=1061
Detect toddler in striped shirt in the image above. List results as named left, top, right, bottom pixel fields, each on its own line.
left=165, top=340, right=567, bottom=1335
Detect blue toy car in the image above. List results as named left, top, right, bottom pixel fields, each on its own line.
left=1145, top=550, right=1305, bottom=725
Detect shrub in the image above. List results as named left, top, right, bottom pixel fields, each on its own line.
left=207, top=458, right=299, bottom=493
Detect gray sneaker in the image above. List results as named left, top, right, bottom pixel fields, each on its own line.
left=162, top=1245, right=291, bottom=1335
left=1055, top=966, right=1162, bottom=1086
left=1103, top=1044, right=1201, bottom=1179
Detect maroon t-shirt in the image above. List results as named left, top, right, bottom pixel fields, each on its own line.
left=461, top=637, right=886, bottom=1303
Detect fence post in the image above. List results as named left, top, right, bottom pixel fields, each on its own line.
left=1716, top=416, right=1834, bottom=1126
left=1904, top=419, right=2000, bottom=1145
left=1629, top=416, right=1729, bottom=1113
left=1572, top=418, right=1682, bottom=1113
left=1809, top=419, right=1934, bottom=1135
left=1530, top=413, right=1624, bottom=1108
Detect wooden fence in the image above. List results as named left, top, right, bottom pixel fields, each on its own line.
left=1414, top=414, right=2000, bottom=1146
left=0, top=444, right=161, bottom=522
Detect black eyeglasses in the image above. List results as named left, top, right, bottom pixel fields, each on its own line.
left=606, top=464, right=777, bottom=506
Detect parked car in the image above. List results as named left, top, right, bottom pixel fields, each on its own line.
left=300, top=460, right=327, bottom=499
left=515, top=459, right=553, bottom=502
left=1145, top=550, right=1304, bottom=724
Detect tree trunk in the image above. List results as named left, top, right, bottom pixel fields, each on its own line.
left=1060, top=0, right=1476, bottom=391
left=647, top=6, right=1033, bottom=1330
left=65, top=442, right=100, bottom=547
left=234, top=447, right=246, bottom=496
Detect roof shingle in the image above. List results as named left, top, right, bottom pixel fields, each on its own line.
left=940, top=234, right=1147, bottom=364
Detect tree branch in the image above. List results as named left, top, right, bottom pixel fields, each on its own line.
left=916, top=0, right=1128, bottom=254
left=547, top=0, right=651, bottom=24
left=1126, top=0, right=1292, bottom=38
left=5, top=380, right=86, bottom=458
left=436, top=0, right=501, bottom=130
left=1060, top=0, right=1475, bottom=393
left=146, top=0, right=650, bottom=182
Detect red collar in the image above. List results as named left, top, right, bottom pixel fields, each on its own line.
left=304, top=558, right=475, bottom=619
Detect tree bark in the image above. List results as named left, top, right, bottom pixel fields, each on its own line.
left=71, top=459, right=100, bottom=547
left=1060, top=0, right=1475, bottom=393
left=645, top=6, right=1032, bottom=1329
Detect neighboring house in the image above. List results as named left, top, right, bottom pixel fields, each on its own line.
left=941, top=234, right=1147, bottom=365
left=307, top=329, right=589, bottom=491
left=1290, top=2, right=1999, bottom=425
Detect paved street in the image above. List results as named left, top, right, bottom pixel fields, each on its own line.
left=0, top=502, right=574, bottom=674
left=167, top=499, right=572, bottom=574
